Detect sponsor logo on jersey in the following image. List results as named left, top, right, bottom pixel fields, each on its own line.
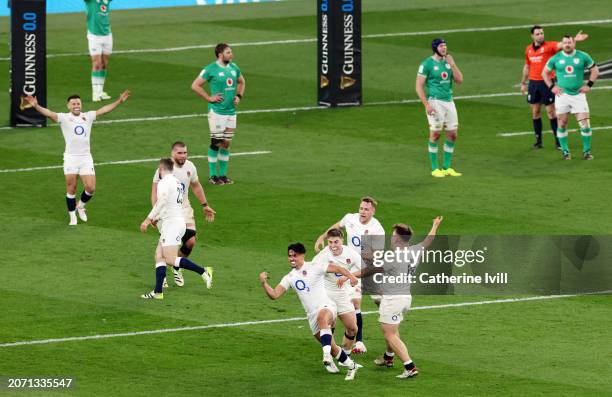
left=559, top=60, right=566, bottom=65
left=100, top=5, right=107, bottom=12
left=226, top=78, right=234, bottom=87
left=434, top=66, right=439, bottom=71
left=441, top=71, right=449, bottom=80
left=219, top=72, right=225, bottom=76
left=565, top=65, right=574, bottom=74
left=74, top=126, right=85, bottom=135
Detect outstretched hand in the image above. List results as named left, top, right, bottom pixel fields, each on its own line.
left=24, top=95, right=38, bottom=107
left=118, top=90, right=130, bottom=103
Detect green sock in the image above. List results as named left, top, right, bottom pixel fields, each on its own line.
left=557, top=128, right=569, bottom=153
left=580, top=128, right=592, bottom=153
left=443, top=140, right=455, bottom=170
left=218, top=148, right=230, bottom=177
left=428, top=142, right=439, bottom=171
left=208, top=148, right=218, bottom=177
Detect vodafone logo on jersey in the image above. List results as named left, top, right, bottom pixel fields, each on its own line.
left=441, top=71, right=449, bottom=80
left=100, top=5, right=107, bottom=12
left=226, top=78, right=234, bottom=87
left=565, top=65, right=574, bottom=74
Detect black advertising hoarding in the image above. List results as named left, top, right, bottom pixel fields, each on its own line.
left=317, top=0, right=361, bottom=107
left=10, top=0, right=47, bottom=127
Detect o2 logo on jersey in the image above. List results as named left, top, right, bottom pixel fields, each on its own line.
left=351, top=236, right=361, bottom=247
left=565, top=65, right=574, bottom=74
left=441, top=71, right=449, bottom=80
left=176, top=183, right=185, bottom=204
left=74, top=126, right=86, bottom=136
left=295, top=280, right=309, bottom=292
left=226, top=78, right=234, bottom=87
left=392, top=314, right=399, bottom=322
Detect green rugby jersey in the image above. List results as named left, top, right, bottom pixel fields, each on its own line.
left=546, top=50, right=595, bottom=95
left=85, top=0, right=111, bottom=36
left=200, top=62, right=242, bottom=116
left=417, top=56, right=454, bottom=102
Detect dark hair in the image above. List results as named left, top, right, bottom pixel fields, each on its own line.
left=530, top=25, right=543, bottom=34
left=172, top=141, right=186, bottom=150
left=361, top=196, right=378, bottom=209
left=393, top=223, right=413, bottom=242
left=562, top=35, right=573, bottom=41
left=159, top=157, right=174, bottom=172
left=287, top=242, right=306, bottom=254
left=66, top=94, right=81, bottom=102
left=326, top=228, right=344, bottom=239
left=215, top=43, right=230, bottom=58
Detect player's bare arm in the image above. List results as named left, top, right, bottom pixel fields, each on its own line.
left=542, top=66, right=562, bottom=95
left=421, top=216, right=444, bottom=248
left=191, top=180, right=216, bottom=222
left=580, top=64, right=599, bottom=94
left=520, top=64, right=530, bottom=94
left=24, top=96, right=59, bottom=123
left=234, top=75, right=246, bottom=106
left=259, top=272, right=287, bottom=300
left=95, top=90, right=130, bottom=117
left=327, top=263, right=358, bottom=287
left=415, top=75, right=435, bottom=115
left=315, top=222, right=342, bottom=252
left=191, top=76, right=223, bottom=103
left=151, top=182, right=158, bottom=207
left=556, top=30, right=588, bottom=50
left=444, top=54, right=463, bottom=84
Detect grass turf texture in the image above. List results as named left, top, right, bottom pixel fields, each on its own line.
left=0, top=0, right=611, bottom=395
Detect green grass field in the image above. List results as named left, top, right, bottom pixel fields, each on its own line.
left=1, top=1, right=611, bottom=395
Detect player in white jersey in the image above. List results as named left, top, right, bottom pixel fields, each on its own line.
left=314, top=196, right=385, bottom=354
left=259, top=243, right=360, bottom=380
left=152, top=142, right=216, bottom=287
left=347, top=217, right=442, bottom=379
left=140, top=158, right=213, bottom=300
left=24, top=91, right=129, bottom=225
left=312, top=228, right=360, bottom=358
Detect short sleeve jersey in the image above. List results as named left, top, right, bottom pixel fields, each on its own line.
left=525, top=41, right=558, bottom=80
left=546, top=50, right=595, bottom=95
left=153, top=160, right=198, bottom=207
left=312, top=245, right=361, bottom=292
left=417, top=56, right=454, bottom=102
left=85, top=0, right=111, bottom=36
left=339, top=213, right=385, bottom=255
left=57, top=111, right=97, bottom=156
left=148, top=174, right=185, bottom=222
left=199, top=62, right=241, bottom=116
left=279, top=261, right=331, bottom=316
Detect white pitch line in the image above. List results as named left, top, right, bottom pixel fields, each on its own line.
left=1, top=18, right=611, bottom=61
left=499, top=125, right=612, bottom=137
left=0, top=151, right=271, bottom=173
left=2, top=85, right=610, bottom=132
left=0, top=290, right=609, bottom=348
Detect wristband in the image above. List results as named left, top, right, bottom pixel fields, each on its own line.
left=236, top=93, right=242, bottom=99
left=201, top=202, right=208, bottom=207
left=587, top=80, right=594, bottom=87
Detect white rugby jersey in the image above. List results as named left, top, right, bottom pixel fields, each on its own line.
left=312, top=245, right=361, bottom=292
left=148, top=174, right=185, bottom=221
left=57, top=111, right=97, bottom=155
left=280, top=261, right=332, bottom=316
left=153, top=159, right=198, bottom=207
left=339, top=213, right=385, bottom=254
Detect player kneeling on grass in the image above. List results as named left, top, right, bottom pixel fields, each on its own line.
left=140, top=158, right=213, bottom=300
left=259, top=243, right=361, bottom=380
left=340, top=217, right=443, bottom=379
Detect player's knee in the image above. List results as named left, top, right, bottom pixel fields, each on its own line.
left=210, top=138, right=223, bottom=150
left=578, top=118, right=590, bottom=129
left=346, top=324, right=358, bottom=336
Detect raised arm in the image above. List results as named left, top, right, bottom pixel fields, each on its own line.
left=314, top=221, right=342, bottom=253
left=556, top=30, right=588, bottom=50
left=96, top=90, right=130, bottom=117
left=259, top=272, right=287, bottom=300
left=445, top=54, right=463, bottom=84
left=420, top=216, right=443, bottom=249
left=191, top=75, right=223, bottom=103
left=190, top=180, right=216, bottom=222
left=24, top=96, right=58, bottom=123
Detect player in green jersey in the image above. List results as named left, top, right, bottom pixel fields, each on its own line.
left=191, top=43, right=246, bottom=185
left=416, top=38, right=464, bottom=178
left=84, top=0, right=113, bottom=102
left=542, top=36, right=599, bottom=160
